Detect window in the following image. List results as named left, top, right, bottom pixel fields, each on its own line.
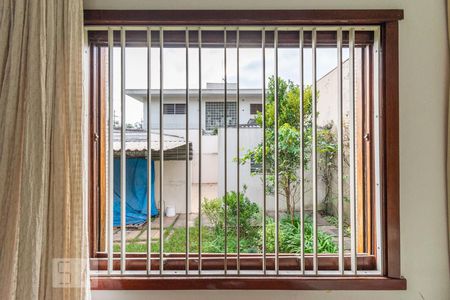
left=250, top=103, right=263, bottom=115
left=250, top=155, right=262, bottom=174
left=164, top=103, right=186, bottom=115
left=205, top=102, right=237, bottom=131
left=86, top=10, right=404, bottom=290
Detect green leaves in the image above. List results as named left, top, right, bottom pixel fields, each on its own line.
left=262, top=214, right=338, bottom=254
left=241, top=76, right=337, bottom=222
left=202, top=190, right=262, bottom=253
left=201, top=191, right=338, bottom=254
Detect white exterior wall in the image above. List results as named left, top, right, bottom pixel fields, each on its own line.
left=217, top=127, right=266, bottom=208
left=151, top=130, right=218, bottom=213
left=155, top=129, right=218, bottom=184
left=316, top=52, right=363, bottom=127
left=153, top=160, right=192, bottom=214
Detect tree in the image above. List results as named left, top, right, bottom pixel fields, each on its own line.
left=241, top=76, right=336, bottom=224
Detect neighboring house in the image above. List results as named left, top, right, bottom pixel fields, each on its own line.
left=126, top=82, right=263, bottom=213
left=126, top=82, right=262, bottom=132
left=126, top=65, right=362, bottom=213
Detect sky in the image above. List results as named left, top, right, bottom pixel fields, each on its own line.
left=112, top=47, right=349, bottom=124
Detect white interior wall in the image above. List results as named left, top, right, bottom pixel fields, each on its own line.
left=86, top=0, right=450, bottom=299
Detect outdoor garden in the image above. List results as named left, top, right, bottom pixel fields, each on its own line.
left=114, top=76, right=351, bottom=254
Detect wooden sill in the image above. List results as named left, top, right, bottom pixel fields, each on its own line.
left=90, top=253, right=377, bottom=271
left=90, top=276, right=407, bottom=290
left=90, top=254, right=407, bottom=290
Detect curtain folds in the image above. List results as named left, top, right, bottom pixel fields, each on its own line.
left=0, top=0, right=89, bottom=299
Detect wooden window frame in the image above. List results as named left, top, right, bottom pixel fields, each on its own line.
left=86, top=9, right=405, bottom=290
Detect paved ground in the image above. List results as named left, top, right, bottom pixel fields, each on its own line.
left=113, top=212, right=350, bottom=250
left=113, top=213, right=198, bottom=242
left=317, top=215, right=351, bottom=251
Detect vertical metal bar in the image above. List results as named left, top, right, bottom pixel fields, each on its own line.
left=198, top=29, right=203, bottom=275
left=185, top=28, right=190, bottom=275
left=120, top=28, right=127, bottom=274
left=298, top=28, right=305, bottom=274
left=349, top=28, right=357, bottom=275
left=274, top=29, right=279, bottom=275
left=159, top=28, right=164, bottom=274
left=236, top=29, right=241, bottom=275
left=337, top=28, right=344, bottom=275
left=146, top=28, right=152, bottom=275
left=261, top=28, right=267, bottom=275
left=107, top=28, right=114, bottom=274
left=312, top=28, right=318, bottom=275
left=223, top=28, right=228, bottom=275
left=373, top=27, right=383, bottom=274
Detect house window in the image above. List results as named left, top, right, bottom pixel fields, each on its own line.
left=86, top=10, right=404, bottom=290
left=164, top=103, right=186, bottom=115
left=250, top=155, right=262, bottom=174
left=205, top=102, right=237, bottom=131
left=250, top=103, right=263, bottom=115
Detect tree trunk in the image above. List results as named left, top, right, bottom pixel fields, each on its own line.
left=284, top=177, right=295, bottom=224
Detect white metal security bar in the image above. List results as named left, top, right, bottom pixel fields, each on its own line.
left=120, top=28, right=126, bottom=274
left=337, top=28, right=344, bottom=275
left=223, top=29, right=228, bottom=275
left=198, top=29, right=203, bottom=275
left=311, top=28, right=318, bottom=275
left=185, top=28, right=190, bottom=275
left=261, top=28, right=267, bottom=275
left=87, top=25, right=382, bottom=277
left=236, top=29, right=241, bottom=275
left=349, top=28, right=357, bottom=275
left=146, top=27, right=152, bottom=275
left=298, top=28, right=305, bottom=275
left=159, top=28, right=165, bottom=274
left=274, top=28, right=279, bottom=275
left=107, top=29, right=114, bottom=274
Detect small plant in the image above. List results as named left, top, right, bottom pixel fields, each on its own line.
left=262, top=214, right=338, bottom=254
left=318, top=123, right=338, bottom=215
left=202, top=188, right=261, bottom=252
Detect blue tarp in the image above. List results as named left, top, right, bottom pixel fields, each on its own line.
left=113, top=158, right=159, bottom=226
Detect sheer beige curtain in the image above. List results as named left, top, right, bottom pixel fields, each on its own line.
left=0, top=0, right=89, bottom=299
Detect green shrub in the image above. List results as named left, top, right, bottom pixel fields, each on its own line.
left=262, top=214, right=338, bottom=253
left=202, top=191, right=337, bottom=254
left=202, top=189, right=261, bottom=253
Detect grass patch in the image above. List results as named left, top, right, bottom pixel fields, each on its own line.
left=114, top=225, right=217, bottom=253
left=115, top=215, right=338, bottom=254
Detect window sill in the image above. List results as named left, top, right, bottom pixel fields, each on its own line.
left=91, top=276, right=406, bottom=290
